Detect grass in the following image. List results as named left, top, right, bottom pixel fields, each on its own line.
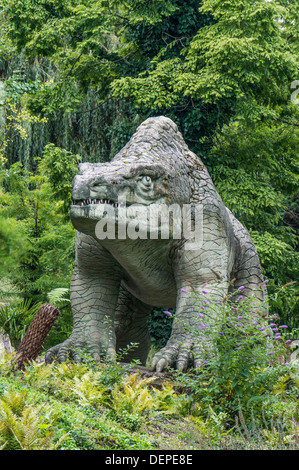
left=0, top=351, right=298, bottom=451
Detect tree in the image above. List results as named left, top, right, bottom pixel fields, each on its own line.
left=1, top=1, right=216, bottom=157
left=0, top=151, right=78, bottom=299
left=112, top=0, right=299, bottom=298
left=1, top=0, right=298, bottom=325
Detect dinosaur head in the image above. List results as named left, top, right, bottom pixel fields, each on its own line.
left=70, top=116, right=197, bottom=239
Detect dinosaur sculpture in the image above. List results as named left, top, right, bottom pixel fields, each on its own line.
left=45, top=116, right=268, bottom=371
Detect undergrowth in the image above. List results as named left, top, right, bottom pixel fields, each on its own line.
left=0, top=349, right=298, bottom=450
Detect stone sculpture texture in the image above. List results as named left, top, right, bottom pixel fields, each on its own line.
left=45, top=116, right=268, bottom=371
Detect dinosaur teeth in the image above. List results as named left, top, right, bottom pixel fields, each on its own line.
left=74, top=199, right=119, bottom=206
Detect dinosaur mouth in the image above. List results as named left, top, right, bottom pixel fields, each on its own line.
left=72, top=199, right=126, bottom=208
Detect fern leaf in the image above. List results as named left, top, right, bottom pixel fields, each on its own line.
left=47, top=288, right=70, bottom=306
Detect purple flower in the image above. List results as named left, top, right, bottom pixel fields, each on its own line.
left=217, top=301, right=222, bottom=304
left=237, top=323, right=241, bottom=327
left=253, top=321, right=258, bottom=325
left=180, top=288, right=187, bottom=293
left=280, top=325, right=288, bottom=328
left=202, top=290, right=208, bottom=294
left=270, top=323, right=276, bottom=327
left=219, top=332, right=224, bottom=335
left=259, top=328, right=265, bottom=331
left=238, top=295, right=243, bottom=301
left=235, top=307, right=239, bottom=312
left=237, top=316, right=243, bottom=319
left=163, top=311, right=172, bottom=316
left=272, top=328, right=279, bottom=332
left=268, top=352, right=274, bottom=355
left=239, top=286, right=245, bottom=290
left=283, top=363, right=290, bottom=366
left=229, top=321, right=234, bottom=325
left=203, top=361, right=208, bottom=364
left=200, top=306, right=205, bottom=310
left=286, top=340, right=292, bottom=344
left=198, top=313, right=204, bottom=318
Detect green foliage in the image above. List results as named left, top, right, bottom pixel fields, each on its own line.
left=68, top=371, right=107, bottom=407
left=0, top=215, right=29, bottom=278
left=0, top=298, right=42, bottom=349
left=177, top=284, right=299, bottom=424
left=268, top=282, right=298, bottom=332
left=0, top=151, right=76, bottom=301
left=0, top=142, right=76, bottom=349
left=2, top=0, right=177, bottom=109
left=47, top=287, right=70, bottom=307
left=36, top=143, right=81, bottom=216
left=0, top=389, right=68, bottom=450
left=5, top=74, right=42, bottom=102
left=209, top=119, right=299, bottom=289
left=112, top=0, right=298, bottom=116
left=109, top=374, right=156, bottom=430
left=0, top=350, right=297, bottom=450
left=148, top=308, right=174, bottom=348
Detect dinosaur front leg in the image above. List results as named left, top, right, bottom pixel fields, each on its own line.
left=46, top=234, right=121, bottom=363
left=45, top=268, right=120, bottom=362
left=151, top=223, right=232, bottom=372
left=150, top=280, right=228, bottom=372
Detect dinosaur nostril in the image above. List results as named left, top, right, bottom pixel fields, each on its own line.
left=89, top=179, right=102, bottom=188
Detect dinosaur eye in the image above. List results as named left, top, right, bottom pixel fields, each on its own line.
left=141, top=176, right=152, bottom=186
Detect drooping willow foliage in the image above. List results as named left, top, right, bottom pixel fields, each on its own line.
left=1, top=52, right=146, bottom=172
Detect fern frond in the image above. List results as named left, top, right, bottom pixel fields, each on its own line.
left=71, top=372, right=107, bottom=406
left=0, top=390, right=68, bottom=450
left=47, top=288, right=70, bottom=306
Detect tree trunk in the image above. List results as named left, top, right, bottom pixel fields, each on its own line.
left=16, top=303, right=60, bottom=370
left=0, top=329, right=13, bottom=358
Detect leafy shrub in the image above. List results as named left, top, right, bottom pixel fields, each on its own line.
left=0, top=299, right=42, bottom=349
left=177, top=282, right=298, bottom=424
left=109, top=374, right=155, bottom=430
left=148, top=307, right=174, bottom=348
left=0, top=389, right=68, bottom=450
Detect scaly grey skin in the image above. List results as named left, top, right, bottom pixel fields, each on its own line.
left=45, top=116, right=269, bottom=371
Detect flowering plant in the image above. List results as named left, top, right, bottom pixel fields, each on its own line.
left=177, top=281, right=297, bottom=421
